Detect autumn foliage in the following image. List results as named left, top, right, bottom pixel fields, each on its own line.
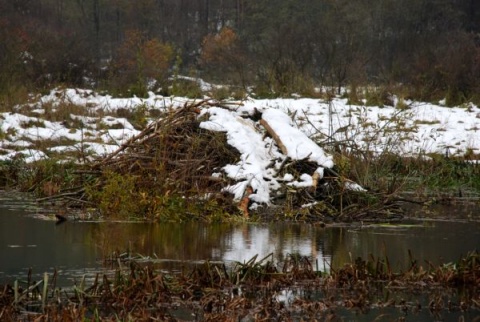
left=0, top=0, right=480, bottom=102
left=201, top=27, right=238, bottom=65
left=200, top=27, right=246, bottom=85
left=112, top=29, right=174, bottom=96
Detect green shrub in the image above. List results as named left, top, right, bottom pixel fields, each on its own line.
left=86, top=171, right=146, bottom=220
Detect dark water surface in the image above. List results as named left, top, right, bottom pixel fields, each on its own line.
left=0, top=192, right=479, bottom=320
left=1, top=193, right=478, bottom=283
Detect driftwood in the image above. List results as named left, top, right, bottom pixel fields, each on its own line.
left=261, top=117, right=324, bottom=193
left=259, top=119, right=288, bottom=155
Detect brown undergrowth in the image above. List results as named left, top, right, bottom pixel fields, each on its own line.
left=0, top=252, right=478, bottom=321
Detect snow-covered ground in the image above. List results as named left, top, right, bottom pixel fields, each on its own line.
left=1, top=87, right=479, bottom=203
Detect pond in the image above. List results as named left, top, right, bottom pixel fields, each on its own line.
left=0, top=192, right=479, bottom=320
left=1, top=192, right=479, bottom=282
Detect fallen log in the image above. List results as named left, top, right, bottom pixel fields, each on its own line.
left=259, top=119, right=288, bottom=155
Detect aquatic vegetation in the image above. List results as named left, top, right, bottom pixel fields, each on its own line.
left=0, top=252, right=478, bottom=321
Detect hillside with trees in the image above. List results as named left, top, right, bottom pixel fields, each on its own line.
left=1, top=0, right=479, bottom=105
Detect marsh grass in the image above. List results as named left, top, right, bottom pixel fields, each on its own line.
left=1, top=252, right=478, bottom=321
left=169, top=77, right=203, bottom=98
left=0, top=84, right=32, bottom=113
left=44, top=101, right=100, bottom=121
left=316, top=99, right=480, bottom=201
left=114, top=104, right=148, bottom=129
left=0, top=157, right=90, bottom=198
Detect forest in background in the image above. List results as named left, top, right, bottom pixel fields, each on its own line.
left=1, top=0, right=480, bottom=105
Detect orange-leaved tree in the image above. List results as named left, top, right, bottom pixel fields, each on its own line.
left=112, top=29, right=174, bottom=96
left=200, top=27, right=247, bottom=88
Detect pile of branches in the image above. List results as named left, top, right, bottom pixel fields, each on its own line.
left=39, top=100, right=404, bottom=222
left=87, top=101, right=241, bottom=220
left=95, top=102, right=237, bottom=193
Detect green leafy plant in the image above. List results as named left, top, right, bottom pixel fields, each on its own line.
left=86, top=171, right=146, bottom=220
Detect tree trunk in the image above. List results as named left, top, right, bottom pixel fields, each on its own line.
left=93, top=0, right=100, bottom=63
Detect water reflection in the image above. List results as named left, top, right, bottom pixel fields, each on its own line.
left=84, top=223, right=332, bottom=270
left=0, top=193, right=479, bottom=286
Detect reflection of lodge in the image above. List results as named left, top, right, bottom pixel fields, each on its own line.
left=89, top=221, right=341, bottom=272
left=88, top=221, right=338, bottom=271
left=3, top=207, right=479, bottom=286
left=220, top=224, right=332, bottom=272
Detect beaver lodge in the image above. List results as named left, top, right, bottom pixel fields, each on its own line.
left=39, top=99, right=404, bottom=222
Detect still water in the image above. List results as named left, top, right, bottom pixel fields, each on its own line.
left=1, top=192, right=479, bottom=286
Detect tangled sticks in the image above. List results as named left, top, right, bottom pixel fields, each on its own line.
left=40, top=99, right=404, bottom=222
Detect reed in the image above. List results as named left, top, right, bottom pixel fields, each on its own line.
left=1, top=251, right=478, bottom=321
left=41, top=272, right=48, bottom=312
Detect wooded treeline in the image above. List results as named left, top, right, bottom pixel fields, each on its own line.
left=1, top=0, right=479, bottom=104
